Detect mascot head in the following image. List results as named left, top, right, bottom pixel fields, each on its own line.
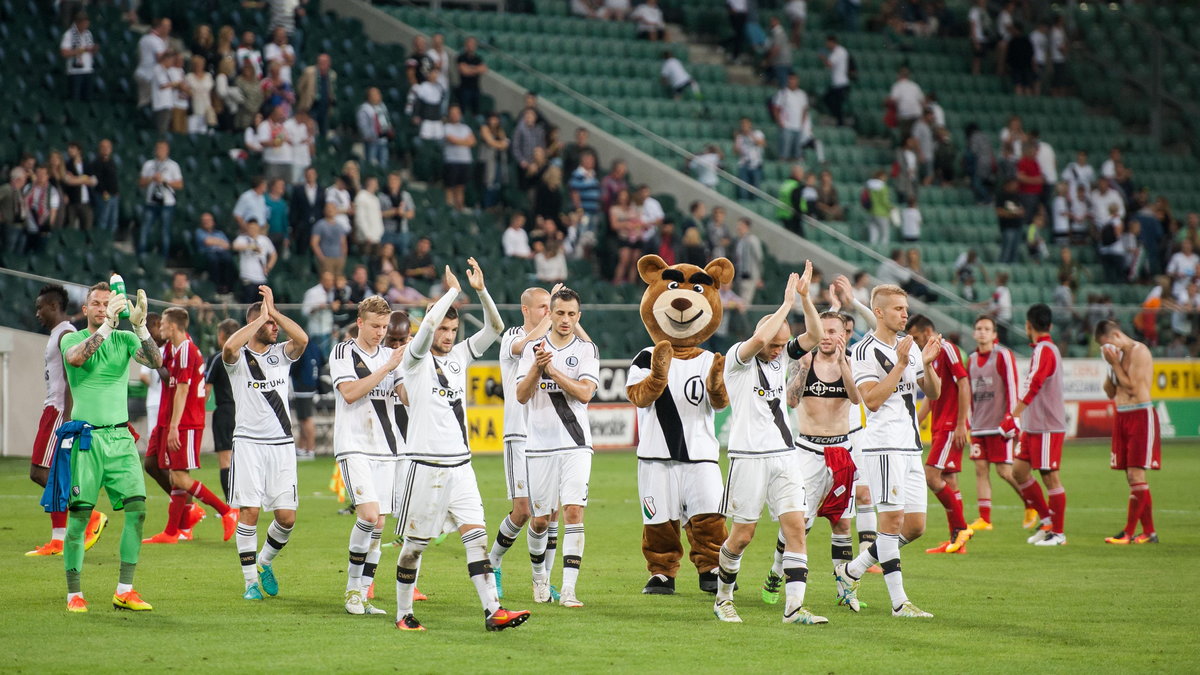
left=637, top=255, right=736, bottom=349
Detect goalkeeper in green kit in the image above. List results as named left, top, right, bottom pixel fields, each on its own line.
left=56, top=281, right=163, bottom=612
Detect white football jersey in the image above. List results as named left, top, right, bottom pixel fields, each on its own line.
left=851, top=333, right=923, bottom=455
left=499, top=326, right=529, bottom=441
left=627, top=347, right=721, bottom=463
left=330, top=339, right=404, bottom=460
left=225, top=342, right=297, bottom=445
left=43, top=320, right=76, bottom=409
left=724, top=343, right=794, bottom=457
left=516, top=336, right=600, bottom=454
left=401, top=339, right=478, bottom=464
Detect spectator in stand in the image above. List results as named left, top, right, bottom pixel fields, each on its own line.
left=987, top=271, right=1013, bottom=343
left=660, top=51, right=702, bottom=102
left=773, top=73, right=810, bottom=161
left=327, top=175, right=353, bottom=233
left=863, top=169, right=893, bottom=246
left=235, top=31, right=263, bottom=78
left=602, top=0, right=631, bottom=21
left=1048, top=14, right=1069, bottom=96
left=407, top=64, right=448, bottom=151
left=900, top=193, right=922, bottom=242
left=1029, top=21, right=1049, bottom=95
left=733, top=117, right=765, bottom=199
left=544, top=126, right=564, bottom=169
left=311, top=202, right=348, bottom=276
left=563, top=128, right=596, bottom=178
left=370, top=241, right=402, bottom=278
left=289, top=166, right=324, bottom=252
left=1097, top=203, right=1126, bottom=283
left=354, top=176, right=384, bottom=250
left=521, top=147, right=550, bottom=202
left=1029, top=129, right=1056, bottom=216
left=442, top=105, right=476, bottom=212
left=1014, top=142, right=1043, bottom=225
left=1100, top=146, right=1123, bottom=181
left=184, top=55, right=215, bottom=135
left=932, top=126, right=956, bottom=184
left=535, top=166, right=565, bottom=229
left=23, top=167, right=60, bottom=253
left=263, top=27, right=295, bottom=85
left=265, top=178, right=289, bottom=255
left=967, top=0, right=992, bottom=76
left=1135, top=194, right=1166, bottom=277
left=876, top=248, right=910, bottom=287
left=286, top=108, right=314, bottom=184
left=138, top=140, right=183, bottom=258
left=777, top=164, right=807, bottom=235
left=1062, top=150, right=1094, bottom=195
left=194, top=211, right=235, bottom=295
left=357, top=87, right=395, bottom=168
left=385, top=271, right=429, bottom=308
left=814, top=170, right=844, bottom=221
left=534, top=234, right=569, bottom=284
left=261, top=61, right=295, bottom=116
left=601, top=159, right=629, bottom=212
left=888, top=66, right=925, bottom=141
left=61, top=11, right=98, bottom=101
left=763, top=16, right=793, bottom=89
left=1091, top=176, right=1125, bottom=228
left=679, top=226, right=709, bottom=266
left=90, top=139, right=120, bottom=233
left=453, top=36, right=487, bottom=119
left=964, top=122, right=994, bottom=204
left=190, top=24, right=216, bottom=69
left=215, top=25, right=236, bottom=64
left=1052, top=273, right=1078, bottom=340
left=233, top=176, right=269, bottom=232
left=302, top=271, right=337, bottom=355
left=379, top=172, right=414, bottom=253
left=632, top=0, right=666, bottom=41
left=820, top=34, right=852, bottom=127
left=995, top=177, right=1024, bottom=264
left=1051, top=182, right=1071, bottom=245
left=901, top=248, right=935, bottom=301
left=405, top=35, right=432, bottom=86
left=1006, top=22, right=1034, bottom=96
left=166, top=270, right=207, bottom=309
left=426, top=34, right=452, bottom=104
left=402, top=236, right=438, bottom=292
left=347, top=264, right=371, bottom=306
left=62, top=142, right=96, bottom=230
left=0, top=168, right=28, bottom=253
left=688, top=145, right=723, bottom=190
left=636, top=184, right=664, bottom=241
left=503, top=213, right=533, bottom=259
left=233, top=220, right=276, bottom=302
left=610, top=189, right=643, bottom=284
left=135, top=18, right=170, bottom=108
left=682, top=201, right=707, bottom=234
left=1026, top=207, right=1049, bottom=262
left=569, top=152, right=602, bottom=222
left=254, top=106, right=290, bottom=183
left=656, top=221, right=678, bottom=265
left=234, top=61, right=265, bottom=132
left=1069, top=183, right=1090, bottom=243
left=512, top=107, right=546, bottom=175
left=1167, top=239, right=1199, bottom=297
left=995, top=0, right=1015, bottom=77
left=479, top=113, right=510, bottom=209
left=168, top=51, right=191, bottom=134
left=151, top=50, right=185, bottom=137
left=785, top=0, right=807, bottom=45
left=911, top=107, right=935, bottom=185
left=706, top=205, right=732, bottom=259
left=733, top=218, right=763, bottom=304
left=297, top=53, right=337, bottom=138
left=893, top=135, right=919, bottom=205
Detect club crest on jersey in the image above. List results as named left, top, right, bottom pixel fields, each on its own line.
left=683, top=375, right=705, bottom=405
left=768, top=359, right=781, bottom=371
left=266, top=355, right=280, bottom=366
left=446, top=361, right=461, bottom=374
left=565, top=355, right=579, bottom=367
left=642, top=497, right=656, bottom=519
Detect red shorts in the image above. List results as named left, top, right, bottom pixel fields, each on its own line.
left=1016, top=431, right=1064, bottom=471
left=925, top=431, right=963, bottom=473
left=969, top=434, right=1013, bottom=464
left=32, top=406, right=65, bottom=468
left=147, top=426, right=204, bottom=471
left=1111, top=406, right=1162, bottom=471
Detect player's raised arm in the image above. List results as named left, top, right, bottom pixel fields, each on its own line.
left=338, top=345, right=405, bottom=405
left=259, top=285, right=309, bottom=360
left=464, top=257, right=504, bottom=356
left=406, top=266, right=461, bottom=363
left=546, top=343, right=599, bottom=403
left=786, top=353, right=811, bottom=408
left=128, top=291, right=162, bottom=369
left=222, top=305, right=269, bottom=365
left=834, top=275, right=875, bottom=330
left=515, top=341, right=545, bottom=404
left=737, top=272, right=798, bottom=364
left=66, top=292, right=127, bottom=367
left=836, top=335, right=861, bottom=404
left=917, top=334, right=943, bottom=400
left=790, top=261, right=824, bottom=354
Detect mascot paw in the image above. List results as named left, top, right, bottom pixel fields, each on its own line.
left=651, top=340, right=673, bottom=378
left=707, top=353, right=726, bottom=389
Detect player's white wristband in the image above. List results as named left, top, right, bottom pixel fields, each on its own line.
left=134, top=324, right=151, bottom=341
left=96, top=323, right=115, bottom=339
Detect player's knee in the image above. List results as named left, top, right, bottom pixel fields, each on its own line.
left=563, top=504, right=584, bottom=523
left=239, top=507, right=261, bottom=525
left=529, top=516, right=549, bottom=534
left=274, top=513, right=296, bottom=529
left=124, top=497, right=147, bottom=519
left=169, top=472, right=193, bottom=490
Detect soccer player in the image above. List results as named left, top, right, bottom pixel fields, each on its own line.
left=292, top=338, right=324, bottom=460
left=964, top=316, right=1024, bottom=531
left=712, top=269, right=829, bottom=625
left=905, top=315, right=974, bottom=555
left=834, top=284, right=942, bottom=618
left=1008, top=304, right=1068, bottom=546
left=331, top=297, right=406, bottom=615
left=143, top=308, right=237, bottom=544
left=1095, top=320, right=1160, bottom=544
left=59, top=282, right=160, bottom=612
left=205, top=318, right=241, bottom=502
left=29, top=284, right=108, bottom=556
left=516, top=287, right=599, bottom=608
left=222, top=286, right=309, bottom=599
left=392, top=259, right=529, bottom=632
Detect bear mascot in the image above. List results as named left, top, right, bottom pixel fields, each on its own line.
left=626, top=254, right=736, bottom=595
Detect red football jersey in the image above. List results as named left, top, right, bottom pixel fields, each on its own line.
left=929, top=340, right=969, bottom=432
left=157, top=337, right=207, bottom=429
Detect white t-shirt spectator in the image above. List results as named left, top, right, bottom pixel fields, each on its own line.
left=233, top=188, right=268, bottom=226
left=827, top=45, right=850, bottom=87
left=234, top=233, right=275, bottom=283
left=257, top=118, right=292, bottom=165
left=354, top=190, right=384, bottom=244
left=302, top=282, right=334, bottom=337
left=630, top=3, right=665, bottom=34
left=641, top=197, right=665, bottom=229
left=170, top=65, right=188, bottom=111
left=1167, top=251, right=1199, bottom=295
left=243, top=125, right=264, bottom=154
left=140, top=158, right=182, bottom=206
left=889, top=78, right=925, bottom=120
left=1050, top=25, right=1067, bottom=63
left=900, top=206, right=922, bottom=240
left=263, top=42, right=294, bottom=83
left=503, top=226, right=532, bottom=258
left=426, top=47, right=451, bottom=91
left=1100, top=158, right=1117, bottom=179
left=1052, top=195, right=1070, bottom=238
left=689, top=152, right=721, bottom=189
left=660, top=57, right=692, bottom=89
left=327, top=185, right=352, bottom=232
left=997, top=9, right=1014, bottom=42
left=1062, top=161, right=1094, bottom=192
left=1035, top=142, right=1057, bottom=183
left=772, top=88, right=809, bottom=131
left=968, top=6, right=988, bottom=43
left=534, top=248, right=568, bottom=283
left=785, top=0, right=807, bottom=22
left=151, top=64, right=177, bottom=112
left=1069, top=195, right=1090, bottom=234
left=236, top=47, right=263, bottom=78
left=61, top=25, right=95, bottom=75
left=1090, top=187, right=1124, bottom=224
left=136, top=32, right=166, bottom=76
left=1030, top=29, right=1048, bottom=66
left=735, top=130, right=765, bottom=168
left=989, top=284, right=1013, bottom=322
left=285, top=117, right=312, bottom=169
left=443, top=122, right=475, bottom=164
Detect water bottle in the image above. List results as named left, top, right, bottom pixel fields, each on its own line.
left=109, top=273, right=130, bottom=319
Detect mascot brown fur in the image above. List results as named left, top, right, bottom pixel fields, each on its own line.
left=626, top=254, right=735, bottom=594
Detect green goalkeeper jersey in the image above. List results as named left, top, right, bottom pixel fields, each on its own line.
left=60, top=329, right=142, bottom=427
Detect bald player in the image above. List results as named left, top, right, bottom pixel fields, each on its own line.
left=1096, top=320, right=1161, bottom=545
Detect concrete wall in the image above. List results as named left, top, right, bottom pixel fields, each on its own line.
left=0, top=327, right=53, bottom=458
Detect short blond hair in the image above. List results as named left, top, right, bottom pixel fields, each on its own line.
left=162, top=307, right=190, bottom=330
left=358, top=296, right=391, bottom=318
left=870, top=284, right=908, bottom=308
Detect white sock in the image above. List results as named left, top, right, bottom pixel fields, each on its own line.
left=857, top=507, right=877, bottom=552
left=236, top=523, right=258, bottom=586
left=395, top=537, right=428, bottom=619
left=462, top=528, right=500, bottom=615
left=67, top=591, right=83, bottom=603
left=489, top=515, right=523, bottom=568
left=771, top=531, right=786, bottom=578
left=528, top=526, right=548, bottom=580
left=831, top=533, right=854, bottom=570
left=362, top=529, right=383, bottom=591
left=346, top=518, right=374, bottom=592
left=561, top=524, right=584, bottom=593
left=545, top=521, right=560, bottom=580
left=52, top=527, right=67, bottom=541
left=116, top=582, right=133, bottom=595
left=716, top=544, right=741, bottom=602
left=258, top=521, right=292, bottom=566
left=877, top=533, right=908, bottom=609
left=846, top=540, right=879, bottom=580
left=782, top=552, right=808, bottom=617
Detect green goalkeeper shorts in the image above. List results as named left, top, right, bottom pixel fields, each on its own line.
left=68, top=426, right=146, bottom=511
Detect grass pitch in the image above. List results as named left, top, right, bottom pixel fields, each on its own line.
left=1, top=442, right=1196, bottom=673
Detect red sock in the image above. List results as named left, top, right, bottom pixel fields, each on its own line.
left=935, top=485, right=969, bottom=533
left=1124, top=483, right=1148, bottom=537
left=1047, top=487, right=1066, bottom=535
left=188, top=480, right=231, bottom=516
left=1139, top=488, right=1155, bottom=535
left=1018, top=479, right=1050, bottom=519
left=165, top=490, right=188, bottom=536
left=51, top=510, right=68, bottom=529
left=177, top=497, right=194, bottom=530
left=978, top=500, right=992, bottom=523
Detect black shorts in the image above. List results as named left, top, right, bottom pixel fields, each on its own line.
left=293, top=395, right=315, bottom=421
left=443, top=162, right=471, bottom=188
left=212, top=407, right=235, bottom=452
left=1011, top=66, right=1034, bottom=87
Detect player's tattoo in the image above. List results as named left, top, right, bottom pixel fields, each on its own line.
left=66, top=330, right=107, bottom=365
left=133, top=336, right=163, bottom=368
left=786, top=356, right=810, bottom=409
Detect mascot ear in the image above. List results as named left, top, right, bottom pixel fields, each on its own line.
left=704, top=257, right=735, bottom=289
left=637, top=255, right=669, bottom=285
